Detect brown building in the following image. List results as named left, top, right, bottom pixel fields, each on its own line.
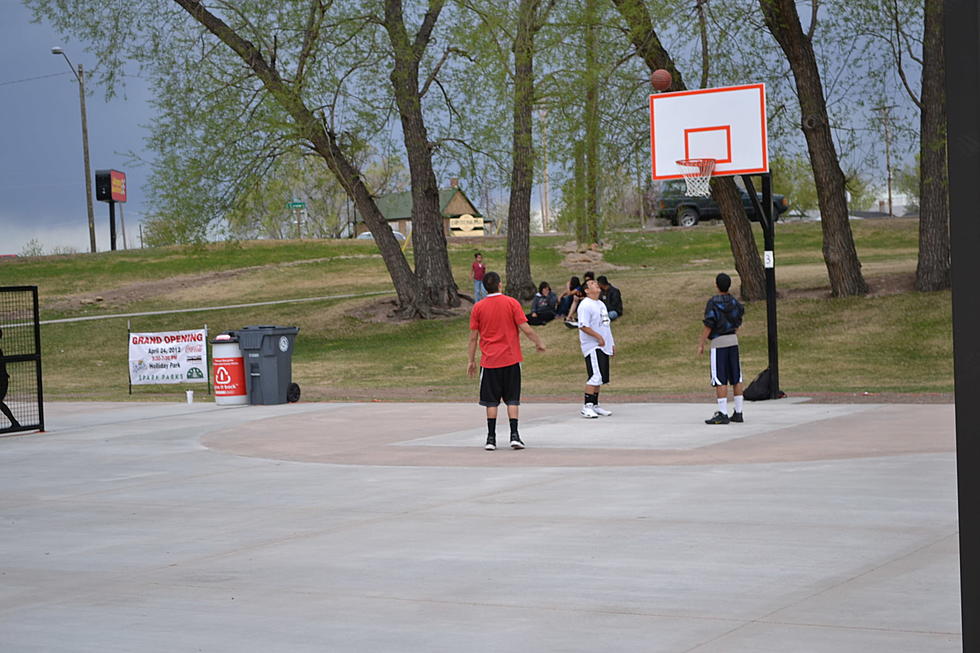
left=354, top=180, right=490, bottom=239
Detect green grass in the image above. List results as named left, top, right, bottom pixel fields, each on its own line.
left=2, top=218, right=952, bottom=401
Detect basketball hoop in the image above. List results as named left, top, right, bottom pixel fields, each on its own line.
left=676, top=158, right=716, bottom=197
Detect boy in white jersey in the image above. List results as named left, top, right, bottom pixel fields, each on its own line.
left=576, top=279, right=615, bottom=418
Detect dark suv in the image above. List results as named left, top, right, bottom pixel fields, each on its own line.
left=657, top=180, right=790, bottom=227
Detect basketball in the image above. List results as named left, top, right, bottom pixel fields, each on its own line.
left=651, top=69, right=672, bottom=92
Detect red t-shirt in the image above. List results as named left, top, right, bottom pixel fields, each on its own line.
left=470, top=293, right=527, bottom=368
left=471, top=261, right=486, bottom=281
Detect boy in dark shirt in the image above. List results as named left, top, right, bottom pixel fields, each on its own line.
left=696, top=273, right=745, bottom=424
left=597, top=276, right=623, bottom=320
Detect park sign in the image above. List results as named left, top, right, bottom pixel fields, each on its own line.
left=449, top=213, right=483, bottom=236
left=95, top=169, right=127, bottom=203
left=129, top=329, right=208, bottom=385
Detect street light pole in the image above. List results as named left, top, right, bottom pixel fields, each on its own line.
left=52, top=47, right=97, bottom=253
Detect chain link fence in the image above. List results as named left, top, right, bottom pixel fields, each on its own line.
left=1, top=286, right=44, bottom=433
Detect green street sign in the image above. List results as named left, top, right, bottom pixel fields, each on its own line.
left=287, top=201, right=306, bottom=209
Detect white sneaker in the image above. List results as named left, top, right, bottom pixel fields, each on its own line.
left=593, top=405, right=612, bottom=416
left=580, top=403, right=599, bottom=418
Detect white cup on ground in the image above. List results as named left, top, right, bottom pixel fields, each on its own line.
left=186, top=390, right=194, bottom=404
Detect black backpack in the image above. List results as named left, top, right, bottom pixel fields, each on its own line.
left=744, top=368, right=785, bottom=401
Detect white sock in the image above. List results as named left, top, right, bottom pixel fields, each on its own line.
left=717, top=397, right=727, bottom=413
left=734, top=396, right=743, bottom=413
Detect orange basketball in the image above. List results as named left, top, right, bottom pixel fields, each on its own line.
left=651, top=68, right=672, bottom=92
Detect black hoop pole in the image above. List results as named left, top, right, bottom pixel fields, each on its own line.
left=742, top=174, right=779, bottom=398
left=109, top=201, right=117, bottom=252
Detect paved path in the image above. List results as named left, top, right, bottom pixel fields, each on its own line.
left=0, top=400, right=960, bottom=652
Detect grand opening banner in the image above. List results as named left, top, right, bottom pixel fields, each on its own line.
left=129, top=329, right=208, bottom=385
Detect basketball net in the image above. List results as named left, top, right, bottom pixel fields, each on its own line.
left=676, top=158, right=716, bottom=197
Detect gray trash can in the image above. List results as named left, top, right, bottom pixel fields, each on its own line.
left=235, top=325, right=301, bottom=405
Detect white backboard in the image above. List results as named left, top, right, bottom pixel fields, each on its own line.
left=649, top=83, right=768, bottom=180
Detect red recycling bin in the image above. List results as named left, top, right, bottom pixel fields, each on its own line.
left=212, top=334, right=248, bottom=406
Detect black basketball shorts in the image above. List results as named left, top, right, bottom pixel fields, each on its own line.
left=584, top=349, right=611, bottom=386
left=710, top=345, right=742, bottom=387
left=479, top=362, right=522, bottom=407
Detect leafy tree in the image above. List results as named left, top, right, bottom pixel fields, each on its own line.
left=895, top=156, right=920, bottom=215
left=610, top=0, right=767, bottom=302
left=843, top=169, right=880, bottom=212
left=29, top=0, right=470, bottom=317
left=381, top=0, right=461, bottom=309
left=768, top=156, right=818, bottom=214
left=758, top=0, right=868, bottom=297
left=912, top=0, right=948, bottom=290
left=19, top=239, right=45, bottom=258
left=502, top=0, right=558, bottom=299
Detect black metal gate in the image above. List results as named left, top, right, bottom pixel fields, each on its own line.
left=0, top=286, right=44, bottom=433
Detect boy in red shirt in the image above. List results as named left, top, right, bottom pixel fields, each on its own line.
left=471, top=252, right=487, bottom=302
left=468, top=272, right=546, bottom=450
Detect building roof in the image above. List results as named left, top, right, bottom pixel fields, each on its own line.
left=370, top=188, right=484, bottom=222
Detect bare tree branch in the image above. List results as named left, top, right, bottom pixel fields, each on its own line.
left=696, top=0, right=709, bottom=88
left=533, top=0, right=559, bottom=32
left=414, top=0, right=447, bottom=59
left=890, top=0, right=922, bottom=108
left=419, top=46, right=470, bottom=98
left=807, top=0, right=818, bottom=41
left=296, top=0, right=328, bottom=91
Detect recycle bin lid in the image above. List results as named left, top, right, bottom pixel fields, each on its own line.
left=239, top=325, right=300, bottom=334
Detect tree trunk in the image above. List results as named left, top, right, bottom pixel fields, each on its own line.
left=307, top=132, right=427, bottom=317
left=172, top=0, right=428, bottom=316
left=610, top=0, right=766, bottom=301
left=504, top=0, right=537, bottom=300
left=383, top=0, right=460, bottom=309
left=573, top=141, right=588, bottom=244
left=584, top=0, right=600, bottom=245
left=915, top=0, right=950, bottom=291
left=760, top=0, right=868, bottom=297
left=712, top=180, right=767, bottom=300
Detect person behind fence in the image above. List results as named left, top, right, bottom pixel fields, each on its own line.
left=0, top=328, right=20, bottom=432
left=697, top=273, right=746, bottom=425
left=556, top=276, right=583, bottom=320
left=471, top=252, right=487, bottom=302
left=597, top=275, right=623, bottom=321
left=527, top=281, right=558, bottom=325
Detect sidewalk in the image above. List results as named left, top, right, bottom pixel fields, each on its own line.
left=0, top=400, right=960, bottom=652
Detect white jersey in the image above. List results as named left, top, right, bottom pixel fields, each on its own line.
left=577, top=297, right=614, bottom=356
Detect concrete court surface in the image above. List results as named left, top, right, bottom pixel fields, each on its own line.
left=0, top=399, right=960, bottom=652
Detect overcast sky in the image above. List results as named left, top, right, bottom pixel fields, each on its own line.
left=0, top=1, right=152, bottom=256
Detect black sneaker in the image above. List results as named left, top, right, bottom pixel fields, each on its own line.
left=730, top=412, right=744, bottom=423
left=510, top=434, right=525, bottom=450
left=485, top=435, right=496, bottom=451
left=705, top=411, right=730, bottom=425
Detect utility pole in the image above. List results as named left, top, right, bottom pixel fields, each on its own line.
left=52, top=48, right=97, bottom=252
left=876, top=105, right=896, bottom=216
left=78, top=64, right=96, bottom=251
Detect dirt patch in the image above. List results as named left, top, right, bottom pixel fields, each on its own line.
left=43, top=255, right=381, bottom=312
left=344, top=295, right=474, bottom=323
left=781, top=271, right=917, bottom=300
left=558, top=240, right=629, bottom=272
